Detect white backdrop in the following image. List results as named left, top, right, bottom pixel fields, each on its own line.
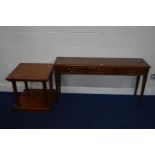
left=0, top=26, right=155, bottom=94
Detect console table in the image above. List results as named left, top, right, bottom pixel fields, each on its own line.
left=6, top=63, right=56, bottom=111
left=54, top=57, right=150, bottom=103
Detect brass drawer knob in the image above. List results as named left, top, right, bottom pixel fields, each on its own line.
left=67, top=67, right=73, bottom=71
left=97, top=68, right=106, bottom=72
left=128, top=70, right=136, bottom=74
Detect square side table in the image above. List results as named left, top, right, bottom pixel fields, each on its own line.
left=6, top=63, right=57, bottom=112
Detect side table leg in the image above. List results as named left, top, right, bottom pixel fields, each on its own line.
left=55, top=71, right=61, bottom=94
left=42, top=81, right=48, bottom=105
left=24, top=81, right=29, bottom=96
left=12, top=81, right=21, bottom=106
left=139, top=70, right=149, bottom=104
left=24, top=81, right=29, bottom=91
left=49, top=73, right=53, bottom=90
left=134, top=75, right=140, bottom=96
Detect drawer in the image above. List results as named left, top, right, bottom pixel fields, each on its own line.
left=118, top=68, right=146, bottom=75
left=88, top=67, right=146, bottom=75
left=88, top=67, right=119, bottom=74
left=56, top=65, right=147, bottom=75
left=56, top=66, right=88, bottom=74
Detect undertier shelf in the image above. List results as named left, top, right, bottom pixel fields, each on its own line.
left=14, top=89, right=57, bottom=112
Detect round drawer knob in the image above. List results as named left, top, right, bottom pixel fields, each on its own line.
left=67, top=67, right=73, bottom=71
left=129, top=70, right=136, bottom=74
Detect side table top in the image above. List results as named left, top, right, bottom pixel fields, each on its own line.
left=6, top=63, right=53, bottom=81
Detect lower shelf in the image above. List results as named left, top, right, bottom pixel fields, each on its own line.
left=14, top=89, right=57, bottom=112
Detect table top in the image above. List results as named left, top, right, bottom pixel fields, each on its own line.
left=55, top=57, right=150, bottom=68
left=6, top=63, right=53, bottom=81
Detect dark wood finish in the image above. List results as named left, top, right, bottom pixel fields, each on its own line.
left=49, top=72, right=53, bottom=90
left=13, top=89, right=57, bottom=112
left=24, top=81, right=29, bottom=95
left=55, top=57, right=150, bottom=103
left=55, top=57, right=149, bottom=67
left=6, top=63, right=56, bottom=111
left=6, top=63, right=53, bottom=81
left=24, top=81, right=29, bottom=90
left=42, top=81, right=48, bottom=105
left=134, top=75, right=140, bottom=96
left=11, top=81, right=20, bottom=106
left=139, top=69, right=149, bottom=103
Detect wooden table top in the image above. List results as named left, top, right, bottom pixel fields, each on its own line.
left=6, top=63, right=53, bottom=81
left=55, top=57, right=150, bottom=68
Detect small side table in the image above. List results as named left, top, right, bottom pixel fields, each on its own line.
left=6, top=63, right=57, bottom=112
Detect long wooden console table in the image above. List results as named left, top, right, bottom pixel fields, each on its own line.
left=54, top=57, right=150, bottom=103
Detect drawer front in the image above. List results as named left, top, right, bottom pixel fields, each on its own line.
left=88, top=67, right=146, bottom=75
left=88, top=67, right=116, bottom=74
left=56, top=66, right=146, bottom=75
left=56, top=66, right=88, bottom=74
left=118, top=68, right=146, bottom=75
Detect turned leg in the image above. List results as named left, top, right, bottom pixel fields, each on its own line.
left=12, top=81, right=21, bottom=106
left=42, top=81, right=48, bottom=105
left=49, top=72, right=53, bottom=90
left=24, top=81, right=29, bottom=90
left=24, top=81, right=30, bottom=96
left=55, top=71, right=61, bottom=94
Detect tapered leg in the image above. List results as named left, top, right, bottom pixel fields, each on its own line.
left=12, top=81, right=21, bottom=106
left=49, top=72, right=53, bottom=90
left=134, top=75, right=140, bottom=96
left=42, top=81, right=48, bottom=105
left=139, top=70, right=149, bottom=104
left=55, top=71, right=61, bottom=94
left=24, top=81, right=29, bottom=96
left=24, top=81, right=29, bottom=90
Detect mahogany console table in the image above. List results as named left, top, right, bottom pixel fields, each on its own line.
left=54, top=57, right=150, bottom=103
left=6, top=63, right=56, bottom=111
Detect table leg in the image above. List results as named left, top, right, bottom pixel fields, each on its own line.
left=42, top=81, right=48, bottom=105
left=24, top=81, right=29, bottom=90
left=24, top=81, right=29, bottom=96
left=134, top=75, right=140, bottom=96
left=12, top=81, right=21, bottom=106
left=55, top=71, right=61, bottom=94
left=49, top=72, right=53, bottom=90
left=139, top=70, right=149, bottom=104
